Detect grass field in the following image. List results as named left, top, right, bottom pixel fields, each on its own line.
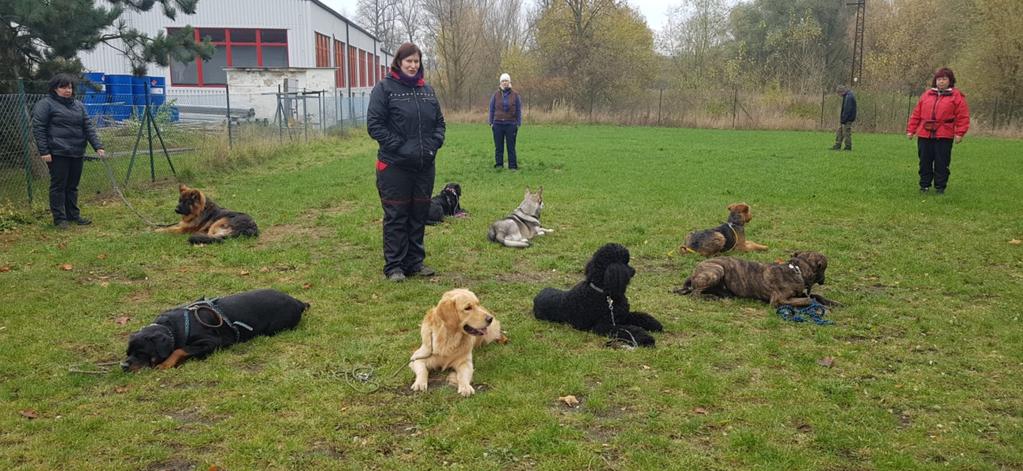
left=1, top=124, right=1022, bottom=470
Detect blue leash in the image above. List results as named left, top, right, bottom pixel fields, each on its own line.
left=777, top=300, right=833, bottom=325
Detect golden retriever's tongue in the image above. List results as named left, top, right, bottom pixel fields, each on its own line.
left=463, top=324, right=485, bottom=336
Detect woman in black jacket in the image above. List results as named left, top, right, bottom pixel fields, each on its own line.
left=367, top=43, right=446, bottom=282
left=32, top=73, right=105, bottom=229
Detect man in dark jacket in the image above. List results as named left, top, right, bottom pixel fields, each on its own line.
left=832, top=85, right=857, bottom=151
left=32, top=73, right=105, bottom=229
left=367, top=43, right=446, bottom=282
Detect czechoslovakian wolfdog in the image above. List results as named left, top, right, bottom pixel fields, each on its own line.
left=487, top=187, right=552, bottom=248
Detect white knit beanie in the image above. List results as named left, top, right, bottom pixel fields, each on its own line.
left=499, top=73, right=511, bottom=83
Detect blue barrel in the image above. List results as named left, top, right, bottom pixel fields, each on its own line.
left=146, top=76, right=167, bottom=106
left=133, top=94, right=149, bottom=105
left=84, top=104, right=106, bottom=117
left=107, top=104, right=132, bottom=121
left=83, top=93, right=106, bottom=104
left=104, top=74, right=132, bottom=85
left=82, top=72, right=105, bottom=95
left=131, top=76, right=145, bottom=96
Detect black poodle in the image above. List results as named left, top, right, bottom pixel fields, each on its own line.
left=532, top=243, right=663, bottom=346
left=426, top=182, right=466, bottom=225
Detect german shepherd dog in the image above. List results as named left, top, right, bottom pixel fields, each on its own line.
left=157, top=184, right=259, bottom=245
left=679, top=203, right=768, bottom=257
left=487, top=187, right=552, bottom=248
left=674, top=251, right=839, bottom=308
left=426, top=182, right=467, bottom=225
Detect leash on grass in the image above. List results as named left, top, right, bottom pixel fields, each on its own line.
left=95, top=154, right=175, bottom=228
left=68, top=360, right=121, bottom=375
left=776, top=300, right=833, bottom=325
left=337, top=348, right=440, bottom=393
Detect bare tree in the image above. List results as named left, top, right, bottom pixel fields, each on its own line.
left=357, top=0, right=400, bottom=53
left=394, top=0, right=423, bottom=45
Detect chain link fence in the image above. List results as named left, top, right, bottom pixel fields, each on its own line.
left=0, top=79, right=371, bottom=211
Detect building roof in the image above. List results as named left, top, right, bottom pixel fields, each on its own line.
left=308, top=0, right=383, bottom=50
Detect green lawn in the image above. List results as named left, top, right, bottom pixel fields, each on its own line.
left=1, top=124, right=1021, bottom=470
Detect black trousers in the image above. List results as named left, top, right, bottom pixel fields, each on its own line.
left=917, top=138, right=953, bottom=190
left=376, top=162, right=434, bottom=275
left=47, top=155, right=84, bottom=223
left=492, top=123, right=518, bottom=168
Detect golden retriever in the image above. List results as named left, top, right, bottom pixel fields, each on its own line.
left=409, top=289, right=506, bottom=396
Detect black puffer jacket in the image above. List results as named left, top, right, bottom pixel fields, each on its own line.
left=31, top=94, right=103, bottom=158
left=367, top=73, right=445, bottom=170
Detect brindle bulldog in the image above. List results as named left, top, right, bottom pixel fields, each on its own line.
left=674, top=251, right=839, bottom=308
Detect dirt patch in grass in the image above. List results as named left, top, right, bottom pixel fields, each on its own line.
left=255, top=223, right=331, bottom=248
left=144, top=458, right=196, bottom=471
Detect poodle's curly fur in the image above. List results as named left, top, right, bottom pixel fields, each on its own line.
left=532, top=243, right=663, bottom=346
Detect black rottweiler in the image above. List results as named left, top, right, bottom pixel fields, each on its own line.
left=426, top=182, right=466, bottom=225
left=122, top=289, right=308, bottom=372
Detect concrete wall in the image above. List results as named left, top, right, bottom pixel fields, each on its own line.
left=226, top=67, right=336, bottom=122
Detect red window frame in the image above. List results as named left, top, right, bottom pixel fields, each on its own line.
left=315, top=33, right=330, bottom=68
left=168, top=27, right=289, bottom=87
left=348, top=46, right=357, bottom=88
left=334, top=40, right=346, bottom=88
left=358, top=50, right=366, bottom=88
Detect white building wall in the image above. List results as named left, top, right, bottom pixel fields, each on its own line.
left=77, top=0, right=387, bottom=92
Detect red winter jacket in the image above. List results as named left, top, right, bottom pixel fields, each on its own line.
left=906, top=87, right=970, bottom=139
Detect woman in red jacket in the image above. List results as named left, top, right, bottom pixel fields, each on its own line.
left=906, top=68, right=970, bottom=194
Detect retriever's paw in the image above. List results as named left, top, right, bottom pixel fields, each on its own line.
left=411, top=380, right=428, bottom=392
left=457, top=384, right=476, bottom=396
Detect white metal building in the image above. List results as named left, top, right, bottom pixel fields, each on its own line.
left=79, top=0, right=392, bottom=96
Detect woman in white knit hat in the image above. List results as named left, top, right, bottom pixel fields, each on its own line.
left=488, top=73, right=522, bottom=169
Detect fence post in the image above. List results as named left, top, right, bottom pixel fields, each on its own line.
left=225, top=83, right=233, bottom=148
left=16, top=79, right=35, bottom=205
left=657, top=88, right=663, bottom=126
left=819, top=88, right=826, bottom=129
left=732, top=86, right=738, bottom=129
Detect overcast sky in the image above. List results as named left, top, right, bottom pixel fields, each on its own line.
left=319, top=0, right=674, bottom=32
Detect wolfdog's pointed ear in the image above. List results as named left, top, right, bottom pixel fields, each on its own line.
left=436, top=298, right=460, bottom=331
left=523, top=186, right=531, bottom=197
left=179, top=184, right=190, bottom=193
left=537, top=186, right=543, bottom=198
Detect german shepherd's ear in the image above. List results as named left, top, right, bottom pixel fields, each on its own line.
left=436, top=298, right=460, bottom=331
left=792, top=251, right=803, bottom=258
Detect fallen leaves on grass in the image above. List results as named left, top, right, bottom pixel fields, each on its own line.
left=303, top=283, right=313, bottom=289
left=114, top=386, right=129, bottom=394
left=114, top=316, right=131, bottom=325
left=558, top=395, right=580, bottom=407
left=97, top=253, right=107, bottom=260
left=19, top=409, right=39, bottom=419
left=692, top=407, right=709, bottom=415
left=1009, top=239, right=1021, bottom=246
left=239, top=270, right=250, bottom=276
left=817, top=356, right=835, bottom=368
left=60, top=263, right=73, bottom=271
left=0, top=265, right=10, bottom=273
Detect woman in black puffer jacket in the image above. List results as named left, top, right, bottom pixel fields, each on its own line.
left=367, top=43, right=446, bottom=282
left=31, top=73, right=105, bottom=229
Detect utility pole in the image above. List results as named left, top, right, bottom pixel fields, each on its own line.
left=847, top=0, right=866, bottom=85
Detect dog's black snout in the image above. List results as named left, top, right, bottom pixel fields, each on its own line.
left=485, top=315, right=493, bottom=325
left=120, top=361, right=132, bottom=372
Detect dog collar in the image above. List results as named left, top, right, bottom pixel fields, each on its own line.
left=588, top=282, right=605, bottom=293
left=148, top=323, right=177, bottom=347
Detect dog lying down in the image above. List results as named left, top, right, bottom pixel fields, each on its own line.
left=675, top=251, right=839, bottom=308
left=122, top=289, right=308, bottom=372
left=533, top=243, right=663, bottom=347
left=409, top=289, right=507, bottom=396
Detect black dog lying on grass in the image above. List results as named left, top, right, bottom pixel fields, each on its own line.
left=426, top=182, right=467, bottom=225
left=532, top=243, right=663, bottom=346
left=122, top=289, right=308, bottom=372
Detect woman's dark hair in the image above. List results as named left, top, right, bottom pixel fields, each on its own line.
left=391, top=43, right=423, bottom=72
left=48, top=73, right=78, bottom=93
left=932, top=67, right=956, bottom=88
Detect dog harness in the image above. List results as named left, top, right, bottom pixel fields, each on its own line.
left=717, top=222, right=738, bottom=251
left=178, top=298, right=255, bottom=343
